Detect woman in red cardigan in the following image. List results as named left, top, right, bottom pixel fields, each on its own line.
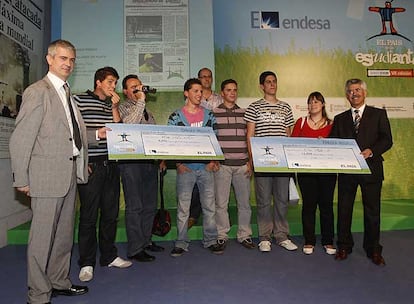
left=291, top=92, right=337, bottom=255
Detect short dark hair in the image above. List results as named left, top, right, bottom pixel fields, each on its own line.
left=184, top=78, right=202, bottom=91
left=94, top=67, right=119, bottom=89
left=197, top=67, right=212, bottom=78
left=122, top=74, right=139, bottom=90
left=259, top=71, right=277, bottom=85
left=221, top=79, right=238, bottom=91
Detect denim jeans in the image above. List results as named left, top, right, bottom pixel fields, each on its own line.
left=175, top=168, right=218, bottom=249
left=214, top=164, right=252, bottom=242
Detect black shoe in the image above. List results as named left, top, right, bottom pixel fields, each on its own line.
left=128, top=250, right=155, bottom=262
left=208, top=242, right=224, bottom=255
left=217, top=239, right=227, bottom=249
left=241, top=238, right=256, bottom=249
left=145, top=242, right=165, bottom=252
left=52, top=285, right=88, bottom=297
left=170, top=247, right=185, bottom=257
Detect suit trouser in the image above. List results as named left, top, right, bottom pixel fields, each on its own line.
left=119, top=162, right=158, bottom=257
left=77, top=161, right=120, bottom=267
left=27, top=164, right=77, bottom=304
left=337, top=174, right=383, bottom=256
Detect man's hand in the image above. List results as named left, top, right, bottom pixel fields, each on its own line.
left=109, top=91, right=121, bottom=108
left=133, top=85, right=146, bottom=101
left=17, top=185, right=30, bottom=196
left=206, top=161, right=219, bottom=172
left=245, top=161, right=253, bottom=177
left=176, top=163, right=191, bottom=175
left=360, top=148, right=373, bottom=159
left=97, top=126, right=112, bottom=139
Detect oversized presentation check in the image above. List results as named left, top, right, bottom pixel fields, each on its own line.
left=250, top=137, right=371, bottom=174
left=105, top=123, right=224, bottom=160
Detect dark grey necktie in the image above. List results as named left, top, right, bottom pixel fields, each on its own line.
left=63, top=83, right=82, bottom=150
left=354, top=109, right=361, bottom=134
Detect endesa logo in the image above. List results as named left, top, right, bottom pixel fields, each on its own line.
left=251, top=11, right=331, bottom=30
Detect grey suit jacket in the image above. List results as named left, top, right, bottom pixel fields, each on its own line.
left=9, top=76, right=88, bottom=197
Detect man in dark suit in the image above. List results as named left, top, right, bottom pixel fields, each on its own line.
left=9, top=40, right=89, bottom=303
left=330, top=78, right=393, bottom=266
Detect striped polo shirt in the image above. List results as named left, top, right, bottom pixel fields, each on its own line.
left=213, top=103, right=248, bottom=166
left=244, top=98, right=294, bottom=137
left=74, top=90, right=114, bottom=158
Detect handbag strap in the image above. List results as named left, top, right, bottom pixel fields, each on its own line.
left=159, top=170, right=166, bottom=211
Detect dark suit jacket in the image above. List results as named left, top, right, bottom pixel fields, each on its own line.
left=330, top=105, right=393, bottom=182
left=9, top=76, right=88, bottom=197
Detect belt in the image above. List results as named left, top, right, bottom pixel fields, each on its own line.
left=89, top=155, right=109, bottom=164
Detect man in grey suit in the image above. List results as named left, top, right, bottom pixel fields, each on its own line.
left=9, top=40, right=90, bottom=304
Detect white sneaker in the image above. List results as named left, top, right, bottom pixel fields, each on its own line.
left=324, top=245, right=337, bottom=255
left=279, top=239, right=298, bottom=251
left=108, top=257, right=132, bottom=268
left=79, top=266, right=93, bottom=282
left=258, top=240, right=272, bottom=252
left=302, top=245, right=314, bottom=255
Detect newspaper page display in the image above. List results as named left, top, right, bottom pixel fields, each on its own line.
left=124, top=0, right=189, bottom=90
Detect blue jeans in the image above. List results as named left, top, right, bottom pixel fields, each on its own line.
left=175, top=168, right=218, bottom=249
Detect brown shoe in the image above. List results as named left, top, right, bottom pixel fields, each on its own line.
left=188, top=217, right=197, bottom=229
left=335, top=249, right=349, bottom=261
left=371, top=253, right=386, bottom=266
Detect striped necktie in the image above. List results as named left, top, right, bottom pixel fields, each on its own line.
left=63, top=83, right=82, bottom=151
left=354, top=109, right=361, bottom=134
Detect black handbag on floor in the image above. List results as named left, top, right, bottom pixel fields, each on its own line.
left=152, top=170, right=171, bottom=237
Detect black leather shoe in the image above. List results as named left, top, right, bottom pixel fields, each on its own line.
left=145, top=242, right=165, bottom=252
left=52, top=284, right=88, bottom=297
left=128, top=250, right=155, bottom=262
left=208, top=242, right=224, bottom=255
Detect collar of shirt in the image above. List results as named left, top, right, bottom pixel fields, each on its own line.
left=47, top=72, right=66, bottom=96
left=47, top=72, right=80, bottom=156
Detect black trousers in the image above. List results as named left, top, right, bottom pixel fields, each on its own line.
left=298, top=173, right=336, bottom=246
left=189, top=184, right=202, bottom=220
left=78, top=160, right=120, bottom=267
left=336, top=174, right=383, bottom=256
left=119, top=162, right=158, bottom=257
